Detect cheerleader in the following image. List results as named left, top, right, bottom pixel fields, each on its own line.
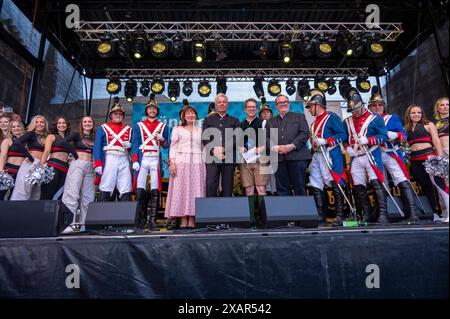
left=434, top=97, right=449, bottom=157
left=0, top=115, right=12, bottom=146
left=10, top=115, right=48, bottom=200
left=61, top=116, right=95, bottom=233
left=39, top=116, right=73, bottom=200
left=0, top=120, right=31, bottom=200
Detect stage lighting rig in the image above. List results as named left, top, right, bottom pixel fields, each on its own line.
left=171, top=33, right=184, bottom=58
left=117, top=35, right=129, bottom=58
left=268, top=80, right=281, bottom=96
left=198, top=80, right=211, bottom=97
left=366, top=34, right=384, bottom=57
left=140, top=80, right=150, bottom=97
left=106, top=76, right=121, bottom=95
left=297, top=79, right=310, bottom=101
left=151, top=78, right=165, bottom=94
left=327, top=78, right=337, bottom=95
left=338, top=78, right=352, bottom=99
left=168, top=80, right=180, bottom=101
left=285, top=79, right=296, bottom=96
left=131, top=33, right=146, bottom=59
left=253, top=76, right=265, bottom=99
left=193, top=35, right=206, bottom=63
left=315, top=76, right=329, bottom=93
left=182, top=79, right=193, bottom=96
left=216, top=76, right=228, bottom=94
left=150, top=33, right=168, bottom=58
left=356, top=74, right=371, bottom=93
left=97, top=34, right=113, bottom=58
left=279, top=35, right=293, bottom=64
left=314, top=35, right=333, bottom=58
left=299, top=34, right=314, bottom=58
left=124, top=79, right=137, bottom=102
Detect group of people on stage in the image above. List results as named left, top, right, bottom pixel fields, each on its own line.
left=0, top=90, right=448, bottom=231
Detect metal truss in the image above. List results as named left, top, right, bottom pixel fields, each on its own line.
left=75, top=21, right=403, bottom=42
left=106, top=68, right=369, bottom=81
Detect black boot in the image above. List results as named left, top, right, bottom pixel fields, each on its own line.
left=136, top=188, right=148, bottom=228
left=98, top=191, right=111, bottom=201
left=370, top=179, right=389, bottom=224
left=120, top=192, right=132, bottom=201
left=331, top=182, right=345, bottom=226
left=352, top=185, right=371, bottom=222
left=310, top=187, right=327, bottom=223
left=248, top=195, right=257, bottom=227
left=147, top=189, right=159, bottom=230
left=398, top=181, right=420, bottom=223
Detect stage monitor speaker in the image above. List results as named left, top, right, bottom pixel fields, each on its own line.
left=260, top=196, right=319, bottom=228
left=85, top=201, right=138, bottom=230
left=0, top=200, right=72, bottom=238
left=387, top=196, right=434, bottom=221
left=195, top=197, right=251, bottom=228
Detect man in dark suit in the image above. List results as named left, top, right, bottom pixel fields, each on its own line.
left=202, top=93, right=240, bottom=197
left=265, top=95, right=311, bottom=195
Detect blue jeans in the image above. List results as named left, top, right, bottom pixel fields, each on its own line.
left=275, top=160, right=308, bottom=196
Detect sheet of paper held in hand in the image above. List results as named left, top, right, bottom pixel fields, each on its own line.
left=242, top=147, right=261, bottom=164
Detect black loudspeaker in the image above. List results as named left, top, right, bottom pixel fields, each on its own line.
left=85, top=201, right=138, bottom=230
left=195, top=197, right=251, bottom=228
left=387, top=196, right=434, bottom=221
left=260, top=196, right=319, bottom=228
left=0, top=200, right=72, bottom=238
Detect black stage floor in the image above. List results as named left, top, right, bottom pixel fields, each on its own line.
left=0, top=223, right=448, bottom=298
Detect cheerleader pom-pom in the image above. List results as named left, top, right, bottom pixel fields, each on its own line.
left=25, top=165, right=55, bottom=185
left=0, top=171, right=14, bottom=191
left=424, top=155, right=449, bottom=179
left=41, top=165, right=55, bottom=184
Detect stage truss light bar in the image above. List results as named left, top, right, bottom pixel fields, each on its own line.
left=75, top=21, right=403, bottom=42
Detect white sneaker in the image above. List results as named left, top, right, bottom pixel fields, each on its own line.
left=61, top=225, right=77, bottom=234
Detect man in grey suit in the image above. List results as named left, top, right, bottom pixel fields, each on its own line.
left=265, top=95, right=311, bottom=195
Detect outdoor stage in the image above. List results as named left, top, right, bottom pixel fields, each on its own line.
left=0, top=223, right=447, bottom=299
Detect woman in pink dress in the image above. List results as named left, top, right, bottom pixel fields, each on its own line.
left=165, top=105, right=206, bottom=228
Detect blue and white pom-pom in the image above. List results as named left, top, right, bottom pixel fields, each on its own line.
left=25, top=165, right=55, bottom=185
left=0, top=171, right=14, bottom=190
left=424, top=155, right=449, bottom=180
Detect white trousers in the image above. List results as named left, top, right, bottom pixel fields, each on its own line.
left=136, top=156, right=159, bottom=190
left=350, top=155, right=378, bottom=186
left=381, top=151, right=407, bottom=186
left=99, top=153, right=132, bottom=195
left=309, top=152, right=333, bottom=190
left=10, top=159, right=41, bottom=200
left=62, top=159, right=95, bottom=226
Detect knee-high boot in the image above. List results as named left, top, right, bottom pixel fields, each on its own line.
left=370, top=179, right=389, bottom=224
left=352, top=185, right=371, bottom=222
left=248, top=195, right=257, bottom=227
left=310, top=186, right=327, bottom=223
left=148, top=189, right=159, bottom=229
left=331, top=182, right=345, bottom=226
left=120, top=192, right=132, bottom=201
left=398, top=181, right=420, bottom=222
left=136, top=188, right=148, bottom=228
left=98, top=191, right=111, bottom=202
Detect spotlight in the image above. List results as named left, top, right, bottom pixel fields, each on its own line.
left=193, top=36, right=205, bottom=63
left=106, top=76, right=121, bottom=95
left=314, top=35, right=333, bottom=58
left=171, top=32, right=184, bottom=58
left=327, top=78, right=337, bottom=95
left=150, top=33, right=168, bottom=58
left=338, top=78, right=352, bottom=99
left=285, top=79, right=296, bottom=96
left=279, top=36, right=293, bottom=64
left=131, top=33, right=146, bottom=59
left=117, top=35, right=129, bottom=58
left=351, top=35, right=364, bottom=57
left=356, top=75, right=371, bottom=93
left=258, top=40, right=269, bottom=60
left=337, top=30, right=354, bottom=57
left=315, top=76, right=329, bottom=92
left=213, top=40, right=228, bottom=62
left=124, top=79, right=137, bottom=102
left=168, top=80, right=180, bottom=102
left=297, top=79, right=310, bottom=101
left=216, top=76, right=227, bottom=94
left=140, top=80, right=150, bottom=97
left=182, top=79, right=193, bottom=96
left=268, top=79, right=281, bottom=96
left=97, top=34, right=113, bottom=58
left=151, top=78, right=165, bottom=94
left=198, top=80, right=211, bottom=97
left=253, top=76, right=265, bottom=99
left=299, top=34, right=314, bottom=58
left=366, top=34, right=384, bottom=57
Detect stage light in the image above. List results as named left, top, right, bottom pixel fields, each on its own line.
left=337, top=30, right=354, bottom=57
left=131, top=33, right=146, bottom=59
left=338, top=78, right=352, bottom=99
left=253, top=76, right=265, bottom=99
left=168, top=80, right=180, bottom=102
left=366, top=35, right=384, bottom=57
left=216, top=76, right=227, bottom=94
left=150, top=33, right=168, bottom=58
left=299, top=34, right=314, bottom=58
left=182, top=79, right=193, bottom=96
left=314, top=35, right=333, bottom=58
left=279, top=36, right=293, bottom=64
left=198, top=80, right=211, bottom=97
left=268, top=80, right=281, bottom=96
left=124, top=79, right=137, bottom=102
left=213, top=40, right=228, bottom=62
left=297, top=79, right=310, bottom=101
left=151, top=78, right=165, bottom=94
left=315, top=76, right=329, bottom=93
left=171, top=32, right=184, bottom=58
left=258, top=40, right=269, bottom=60
left=193, top=36, right=205, bottom=63
left=117, top=35, right=129, bottom=58
left=106, top=76, right=121, bottom=95
left=97, top=34, right=113, bottom=58
left=140, top=80, right=150, bottom=97
left=356, top=75, right=371, bottom=93
left=352, top=36, right=364, bottom=57
left=327, top=78, right=337, bottom=95
left=285, top=79, right=296, bottom=96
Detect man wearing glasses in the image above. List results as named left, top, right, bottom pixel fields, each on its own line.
left=265, top=95, right=311, bottom=195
